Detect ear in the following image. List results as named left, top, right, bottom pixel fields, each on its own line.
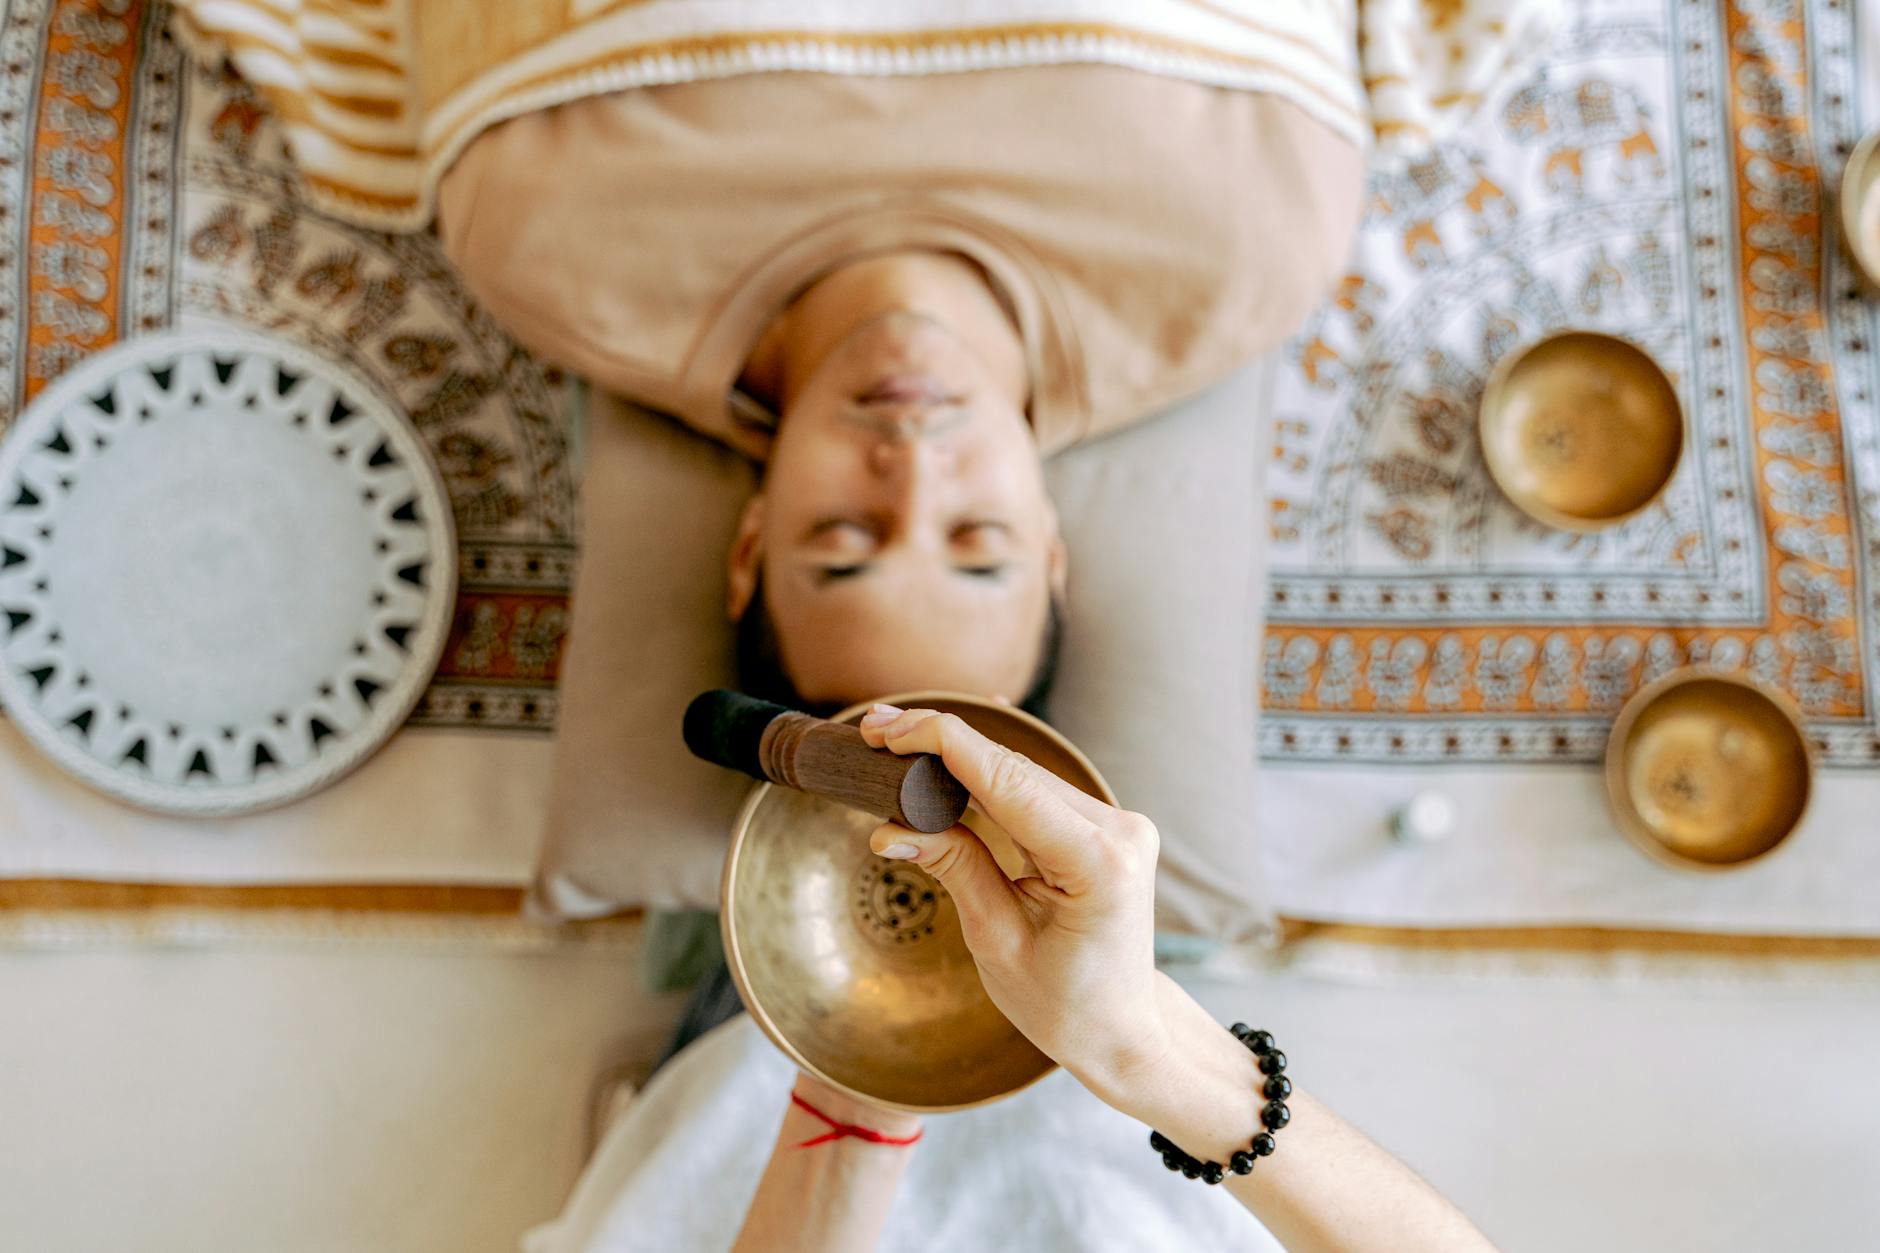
left=1043, top=505, right=1069, bottom=602
left=726, top=493, right=765, bottom=621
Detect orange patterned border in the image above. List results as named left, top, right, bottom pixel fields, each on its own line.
left=435, top=590, right=567, bottom=683
left=24, top=0, right=139, bottom=401
left=1722, top=0, right=1859, bottom=716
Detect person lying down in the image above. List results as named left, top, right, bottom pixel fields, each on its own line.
left=429, top=0, right=1560, bottom=720
left=439, top=66, right=1363, bottom=714
left=427, top=5, right=1557, bottom=1248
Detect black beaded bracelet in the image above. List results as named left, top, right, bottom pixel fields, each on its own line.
left=1147, top=1023, right=1290, bottom=1185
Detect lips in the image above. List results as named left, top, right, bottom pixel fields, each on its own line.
left=855, top=374, right=954, bottom=407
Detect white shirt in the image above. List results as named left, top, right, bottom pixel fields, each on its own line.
left=527, top=1016, right=1283, bottom=1253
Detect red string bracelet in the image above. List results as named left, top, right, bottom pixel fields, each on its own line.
left=790, top=1092, right=924, bottom=1149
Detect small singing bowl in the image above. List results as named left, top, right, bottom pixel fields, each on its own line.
left=721, top=691, right=1115, bottom=1114
left=1479, top=331, right=1685, bottom=532
left=1604, top=669, right=1813, bottom=870
left=1842, top=129, right=1880, bottom=290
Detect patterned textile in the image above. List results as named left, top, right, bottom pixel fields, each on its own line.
left=1260, top=0, right=1880, bottom=935
left=163, top=0, right=1559, bottom=229
left=0, top=0, right=578, bottom=930
left=3, top=0, right=572, bottom=734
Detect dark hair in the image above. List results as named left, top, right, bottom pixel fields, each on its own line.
left=735, top=574, right=1064, bottom=721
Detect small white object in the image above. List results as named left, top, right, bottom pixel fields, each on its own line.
left=1390, top=791, right=1457, bottom=843
left=0, top=329, right=456, bottom=816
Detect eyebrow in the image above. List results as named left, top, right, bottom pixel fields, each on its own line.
left=958, top=520, right=1015, bottom=539
left=802, top=517, right=864, bottom=543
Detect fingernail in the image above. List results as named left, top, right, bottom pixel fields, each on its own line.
left=862, top=704, right=902, bottom=726
left=877, top=843, right=919, bottom=860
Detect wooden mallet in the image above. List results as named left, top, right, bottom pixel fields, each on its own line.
left=683, top=690, right=971, bottom=833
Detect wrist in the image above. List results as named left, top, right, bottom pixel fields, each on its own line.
left=791, top=1072, right=924, bottom=1142
left=1067, top=972, right=1192, bottom=1103
left=1083, top=975, right=1267, bottom=1163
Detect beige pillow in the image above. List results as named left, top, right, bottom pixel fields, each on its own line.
left=535, top=362, right=1275, bottom=943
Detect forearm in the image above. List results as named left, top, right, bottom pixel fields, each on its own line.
left=730, top=1077, right=921, bottom=1253
left=1085, top=975, right=1497, bottom=1253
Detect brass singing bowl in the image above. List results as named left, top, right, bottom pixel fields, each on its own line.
left=1842, top=128, right=1880, bottom=291
left=1479, top=331, right=1685, bottom=531
left=1605, top=669, right=1813, bottom=870
left=721, top=691, right=1116, bottom=1113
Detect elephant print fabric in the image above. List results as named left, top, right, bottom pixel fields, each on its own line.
left=1262, top=0, right=1880, bottom=771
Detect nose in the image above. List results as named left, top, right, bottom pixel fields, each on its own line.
left=866, top=422, right=956, bottom=480
left=865, top=426, right=957, bottom=543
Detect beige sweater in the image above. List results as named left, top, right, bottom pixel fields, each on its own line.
left=438, top=66, right=1362, bottom=458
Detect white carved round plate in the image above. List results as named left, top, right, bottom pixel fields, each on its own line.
left=0, top=329, right=456, bottom=816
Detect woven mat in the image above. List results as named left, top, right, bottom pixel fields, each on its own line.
left=0, top=0, right=577, bottom=940
left=1259, top=0, right=1880, bottom=941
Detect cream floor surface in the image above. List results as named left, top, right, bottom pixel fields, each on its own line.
left=2, top=943, right=1875, bottom=1252
left=0, top=942, right=685, bottom=1253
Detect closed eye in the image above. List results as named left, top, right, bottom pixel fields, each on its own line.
left=816, top=564, right=869, bottom=584
left=957, top=566, right=1006, bottom=581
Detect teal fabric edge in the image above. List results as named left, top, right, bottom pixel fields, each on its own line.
left=641, top=909, right=726, bottom=994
